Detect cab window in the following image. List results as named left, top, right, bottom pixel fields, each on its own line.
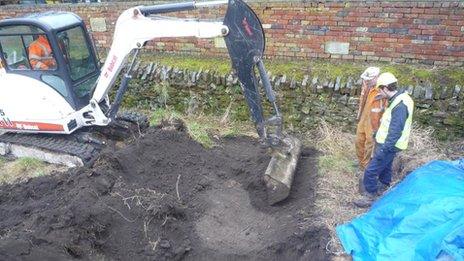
left=57, top=26, right=97, bottom=98
left=0, top=35, right=31, bottom=70
left=57, top=26, right=96, bottom=81
left=0, top=25, right=57, bottom=71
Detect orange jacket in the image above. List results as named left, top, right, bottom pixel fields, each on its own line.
left=357, top=82, right=388, bottom=132
left=29, top=35, right=56, bottom=70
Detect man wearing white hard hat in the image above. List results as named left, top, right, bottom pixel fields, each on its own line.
left=354, top=72, right=414, bottom=208
left=356, top=67, right=387, bottom=172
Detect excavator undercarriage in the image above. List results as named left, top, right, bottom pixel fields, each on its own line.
left=0, top=111, right=148, bottom=167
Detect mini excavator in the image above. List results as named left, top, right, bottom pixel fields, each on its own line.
left=0, top=0, right=301, bottom=204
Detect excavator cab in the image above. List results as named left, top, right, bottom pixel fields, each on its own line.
left=0, top=12, right=100, bottom=110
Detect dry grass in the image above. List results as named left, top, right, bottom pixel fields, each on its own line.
left=307, top=120, right=448, bottom=258
left=392, top=124, right=446, bottom=184
left=306, top=121, right=363, bottom=257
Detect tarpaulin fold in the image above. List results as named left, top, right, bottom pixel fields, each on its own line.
left=337, top=159, right=464, bottom=261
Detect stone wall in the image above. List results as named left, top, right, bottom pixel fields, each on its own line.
left=122, top=61, right=464, bottom=139
left=0, top=0, right=463, bottom=66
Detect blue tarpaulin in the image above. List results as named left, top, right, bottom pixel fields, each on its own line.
left=336, top=159, right=464, bottom=260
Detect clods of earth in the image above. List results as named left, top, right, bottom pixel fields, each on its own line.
left=0, top=124, right=330, bottom=260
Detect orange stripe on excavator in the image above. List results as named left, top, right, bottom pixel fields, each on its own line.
left=0, top=121, right=64, bottom=131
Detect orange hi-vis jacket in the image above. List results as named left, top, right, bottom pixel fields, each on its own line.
left=357, top=84, right=387, bottom=133
left=29, top=35, right=56, bottom=70
left=355, top=82, right=388, bottom=169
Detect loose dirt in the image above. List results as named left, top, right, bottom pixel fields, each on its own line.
left=0, top=125, right=329, bottom=260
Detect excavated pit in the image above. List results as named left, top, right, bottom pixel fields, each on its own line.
left=0, top=125, right=329, bottom=260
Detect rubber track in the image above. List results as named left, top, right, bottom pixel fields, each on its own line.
left=0, top=133, right=99, bottom=164
left=0, top=111, right=148, bottom=165
left=117, top=111, right=149, bottom=130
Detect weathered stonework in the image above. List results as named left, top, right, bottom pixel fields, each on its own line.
left=121, top=61, right=464, bottom=140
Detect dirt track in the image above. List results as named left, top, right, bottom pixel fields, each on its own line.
left=0, top=125, right=329, bottom=260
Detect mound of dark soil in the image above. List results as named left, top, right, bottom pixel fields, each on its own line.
left=0, top=126, right=329, bottom=261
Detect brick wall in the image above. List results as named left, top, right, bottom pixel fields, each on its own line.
left=0, top=0, right=463, bottom=66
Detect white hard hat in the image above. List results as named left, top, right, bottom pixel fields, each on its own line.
left=376, top=72, right=398, bottom=87
left=360, top=67, right=380, bottom=81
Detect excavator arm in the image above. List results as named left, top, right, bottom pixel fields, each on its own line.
left=86, top=0, right=301, bottom=204
left=91, top=6, right=228, bottom=104
left=89, top=0, right=279, bottom=143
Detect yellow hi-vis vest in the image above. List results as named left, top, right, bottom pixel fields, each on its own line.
left=375, top=92, right=414, bottom=150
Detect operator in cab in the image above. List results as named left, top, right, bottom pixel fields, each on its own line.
left=28, top=34, right=57, bottom=70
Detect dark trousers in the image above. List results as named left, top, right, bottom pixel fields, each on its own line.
left=363, top=144, right=397, bottom=194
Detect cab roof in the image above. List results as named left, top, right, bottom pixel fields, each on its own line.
left=0, top=12, right=82, bottom=32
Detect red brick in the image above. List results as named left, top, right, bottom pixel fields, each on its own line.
left=421, top=29, right=437, bottom=35
left=355, top=7, right=370, bottom=13
left=420, top=14, right=448, bottom=20
left=372, top=33, right=391, bottom=38
left=444, top=20, right=458, bottom=26
left=432, top=36, right=447, bottom=41
left=389, top=13, right=404, bottom=19
left=355, top=17, right=371, bottom=22
left=418, top=24, right=441, bottom=30
left=397, top=38, right=412, bottom=44
left=417, top=2, right=434, bottom=8
left=446, top=36, right=460, bottom=41
left=439, top=9, right=452, bottom=15
left=411, top=8, right=425, bottom=14
left=383, top=7, right=397, bottom=13
left=450, top=15, right=464, bottom=21
left=0, top=1, right=461, bottom=65
left=426, top=8, right=441, bottom=15
left=404, top=13, right=419, bottom=18
left=368, top=7, right=383, bottom=12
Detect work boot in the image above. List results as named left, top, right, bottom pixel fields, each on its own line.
left=353, top=192, right=377, bottom=208
left=377, top=182, right=390, bottom=195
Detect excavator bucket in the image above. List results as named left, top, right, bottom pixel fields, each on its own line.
left=264, top=136, right=302, bottom=205
left=223, top=0, right=301, bottom=204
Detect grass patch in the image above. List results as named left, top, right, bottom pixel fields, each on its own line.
left=140, top=53, right=464, bottom=86
left=184, top=120, right=214, bottom=148
left=0, top=157, right=48, bottom=184
left=149, top=107, right=182, bottom=126
left=149, top=107, right=255, bottom=148
left=0, top=157, right=6, bottom=170
left=10, top=157, right=46, bottom=177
